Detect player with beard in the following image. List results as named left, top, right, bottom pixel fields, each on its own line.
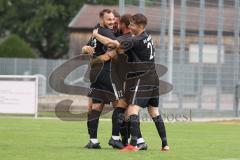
left=82, top=9, right=126, bottom=149
left=92, top=13, right=170, bottom=152
left=93, top=14, right=148, bottom=151
left=112, top=14, right=148, bottom=150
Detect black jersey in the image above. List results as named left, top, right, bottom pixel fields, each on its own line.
left=117, top=31, right=159, bottom=106
left=118, top=31, right=155, bottom=63
left=87, top=25, right=116, bottom=71
left=116, top=32, right=134, bottom=62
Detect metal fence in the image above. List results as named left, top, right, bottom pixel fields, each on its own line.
left=119, top=0, right=240, bottom=118
left=0, top=50, right=239, bottom=118
left=0, top=0, right=239, bottom=118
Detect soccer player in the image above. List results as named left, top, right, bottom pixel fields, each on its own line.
left=92, top=13, right=169, bottom=152
left=112, top=9, right=121, bottom=36
left=82, top=9, right=127, bottom=149
left=93, top=14, right=147, bottom=150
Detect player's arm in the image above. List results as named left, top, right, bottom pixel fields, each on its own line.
left=92, top=29, right=120, bottom=47
left=96, top=49, right=117, bottom=62
left=82, top=45, right=94, bottom=54
left=82, top=36, right=96, bottom=54
left=97, top=53, right=111, bottom=61
left=91, top=49, right=117, bottom=64
left=91, top=52, right=112, bottom=65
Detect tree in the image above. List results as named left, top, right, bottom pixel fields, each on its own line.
left=0, top=0, right=85, bottom=58
left=0, top=34, right=37, bottom=58
left=0, top=0, right=120, bottom=59
left=87, top=0, right=118, bottom=5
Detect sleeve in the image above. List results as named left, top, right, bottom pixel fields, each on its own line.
left=86, top=37, right=92, bottom=46
left=117, top=36, right=134, bottom=51
left=99, top=28, right=117, bottom=40
left=86, top=24, right=100, bottom=46
left=130, top=36, right=140, bottom=47
left=116, top=35, right=129, bottom=43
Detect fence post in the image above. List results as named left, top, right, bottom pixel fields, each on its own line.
left=197, top=0, right=205, bottom=110
left=159, top=0, right=167, bottom=109
left=167, top=0, right=174, bottom=100
left=216, top=0, right=224, bottom=111
left=119, top=0, right=125, bottom=15
left=139, top=0, right=145, bottom=14
left=235, top=82, right=240, bottom=117
left=14, top=58, right=17, bottom=75
left=234, top=0, right=240, bottom=115
left=179, top=0, right=187, bottom=109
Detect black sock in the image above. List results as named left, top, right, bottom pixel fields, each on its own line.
left=112, top=107, right=125, bottom=136
left=127, top=120, right=130, bottom=139
left=152, top=115, right=168, bottom=147
left=87, top=110, right=101, bottom=139
left=138, top=127, right=142, bottom=139
left=129, top=114, right=140, bottom=146
left=120, top=120, right=129, bottom=145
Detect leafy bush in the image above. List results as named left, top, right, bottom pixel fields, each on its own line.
left=0, top=34, right=37, bottom=58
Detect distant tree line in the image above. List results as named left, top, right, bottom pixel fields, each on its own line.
left=0, top=0, right=118, bottom=59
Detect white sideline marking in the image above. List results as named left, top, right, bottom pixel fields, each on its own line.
left=218, top=158, right=240, bottom=160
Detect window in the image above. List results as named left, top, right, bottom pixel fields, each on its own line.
left=189, top=44, right=224, bottom=64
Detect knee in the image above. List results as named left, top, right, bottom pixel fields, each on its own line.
left=113, top=99, right=128, bottom=109
left=127, top=105, right=139, bottom=116
left=92, top=103, right=104, bottom=111
left=148, top=107, right=159, bottom=118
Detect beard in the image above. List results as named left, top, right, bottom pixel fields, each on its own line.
left=103, top=22, right=113, bottom=29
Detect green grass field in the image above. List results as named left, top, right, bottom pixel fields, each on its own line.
left=0, top=118, right=240, bottom=160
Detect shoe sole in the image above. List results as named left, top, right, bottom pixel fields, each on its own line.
left=119, top=149, right=139, bottom=152
left=109, top=143, right=124, bottom=149
left=137, top=144, right=148, bottom=150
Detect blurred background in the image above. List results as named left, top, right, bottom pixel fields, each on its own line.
left=0, top=0, right=239, bottom=120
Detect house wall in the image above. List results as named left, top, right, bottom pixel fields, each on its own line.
left=68, top=32, right=92, bottom=57
left=68, top=31, right=236, bottom=57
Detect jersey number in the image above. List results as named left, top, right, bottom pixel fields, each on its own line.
left=147, top=42, right=154, bottom=60
left=92, top=38, right=97, bottom=48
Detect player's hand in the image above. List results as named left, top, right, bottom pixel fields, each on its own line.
left=92, top=28, right=98, bottom=37
left=96, top=54, right=111, bottom=62
left=107, top=50, right=117, bottom=59
left=82, top=45, right=94, bottom=55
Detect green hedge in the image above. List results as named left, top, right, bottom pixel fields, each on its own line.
left=0, top=35, right=37, bottom=58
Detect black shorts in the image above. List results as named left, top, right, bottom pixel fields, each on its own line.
left=134, top=96, right=159, bottom=108
left=125, top=69, right=160, bottom=108
left=89, top=68, right=114, bottom=103
left=90, top=69, right=113, bottom=93
left=89, top=67, right=125, bottom=104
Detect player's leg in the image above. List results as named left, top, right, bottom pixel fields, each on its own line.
left=120, top=104, right=141, bottom=152
left=109, top=99, right=127, bottom=149
left=147, top=99, right=169, bottom=151
left=110, top=61, right=129, bottom=149
left=85, top=98, right=104, bottom=149
left=119, top=112, right=130, bottom=146
left=119, top=107, right=147, bottom=150
left=136, top=124, right=148, bottom=150
left=132, top=98, right=148, bottom=150
left=87, top=98, right=92, bottom=111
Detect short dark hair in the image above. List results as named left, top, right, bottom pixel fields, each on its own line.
left=130, top=13, right=147, bottom=27
left=120, top=14, right=131, bottom=27
left=112, top=9, right=120, bottom=18
left=99, top=9, right=112, bottom=18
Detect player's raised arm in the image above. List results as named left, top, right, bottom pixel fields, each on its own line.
left=92, top=28, right=120, bottom=47
left=93, top=45, right=118, bottom=63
